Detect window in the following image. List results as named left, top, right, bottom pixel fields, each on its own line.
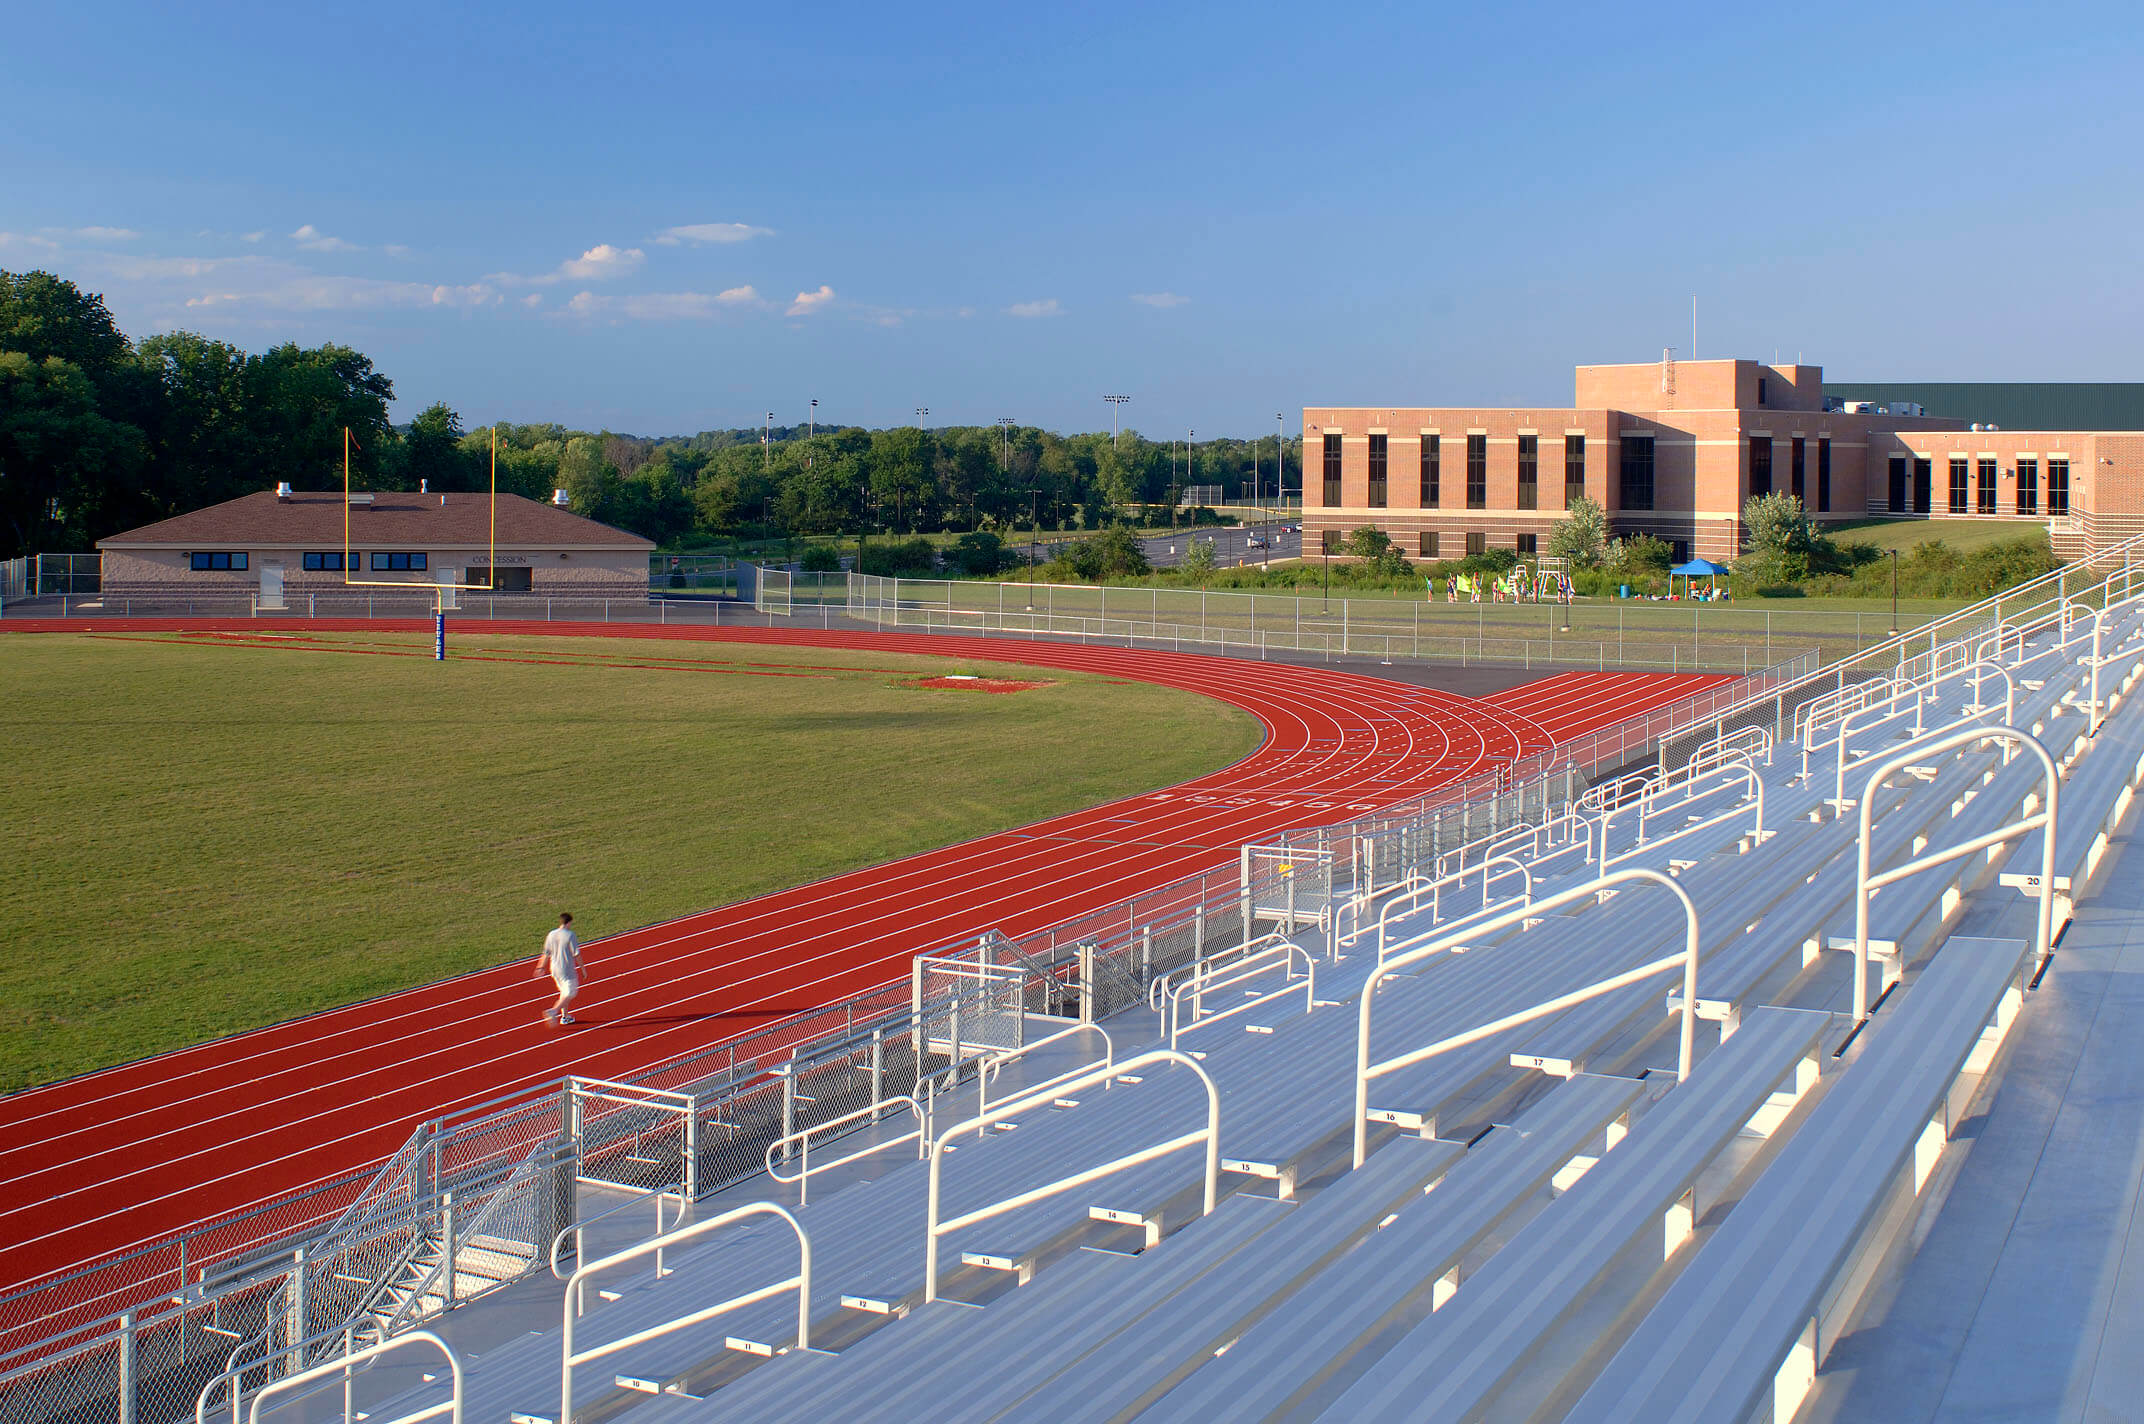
left=1887, top=457, right=1908, bottom=514
left=1321, top=529, right=1344, bottom=555
left=1465, top=531, right=1486, bottom=557
left=1949, top=459, right=1969, bottom=515
left=1420, top=436, right=1440, bottom=507
left=1978, top=458, right=1998, bottom=514
left=1619, top=435, right=1654, bottom=511
left=1564, top=435, right=1585, bottom=507
left=301, top=552, right=351, bottom=572
left=1749, top=437, right=1772, bottom=498
left=371, top=552, right=429, bottom=571
left=1912, top=458, right=1932, bottom=515
left=2016, top=459, right=2038, bottom=515
left=2048, top=459, right=2070, bottom=517
left=1419, top=531, right=1439, bottom=558
left=1516, top=436, right=1538, bottom=511
left=1757, top=376, right=1768, bottom=406
left=1817, top=438, right=1831, bottom=513
left=1321, top=434, right=1342, bottom=507
left=1367, top=434, right=1388, bottom=508
left=1515, top=532, right=1538, bottom=555
left=1790, top=438, right=1805, bottom=501
left=1466, top=435, right=1487, bottom=509
left=1671, top=538, right=1691, bottom=563
left=188, top=552, right=248, bottom=571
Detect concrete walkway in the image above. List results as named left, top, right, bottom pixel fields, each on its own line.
left=1811, top=829, right=2144, bottom=1423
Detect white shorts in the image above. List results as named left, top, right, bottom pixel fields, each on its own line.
left=551, top=973, right=580, bottom=996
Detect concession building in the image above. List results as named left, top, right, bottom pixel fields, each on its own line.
left=1305, top=356, right=2143, bottom=564
left=96, top=486, right=653, bottom=604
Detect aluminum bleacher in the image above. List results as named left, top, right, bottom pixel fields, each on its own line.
left=254, top=550, right=2144, bottom=1424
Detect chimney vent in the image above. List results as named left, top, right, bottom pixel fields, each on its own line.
left=420, top=478, right=428, bottom=494
left=553, top=488, right=571, bottom=508
left=275, top=481, right=293, bottom=500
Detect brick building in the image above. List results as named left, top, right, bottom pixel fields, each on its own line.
left=97, top=487, right=653, bottom=603
left=1304, top=357, right=2135, bottom=563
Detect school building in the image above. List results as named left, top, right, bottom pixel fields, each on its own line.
left=1304, top=357, right=2144, bottom=564
left=96, top=486, right=653, bottom=603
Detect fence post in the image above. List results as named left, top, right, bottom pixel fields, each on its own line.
left=440, top=1191, right=457, bottom=1307
left=1079, top=941, right=1097, bottom=1023
left=779, top=1066, right=797, bottom=1162
left=682, top=1096, right=700, bottom=1197
left=114, top=1310, right=138, bottom=1424
left=1139, top=924, right=1153, bottom=985
left=869, top=1029, right=885, bottom=1121
left=1194, top=902, right=1206, bottom=964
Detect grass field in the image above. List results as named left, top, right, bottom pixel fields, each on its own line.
left=0, top=631, right=1260, bottom=1091
left=1825, top=517, right=2050, bottom=554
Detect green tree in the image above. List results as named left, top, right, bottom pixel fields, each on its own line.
left=1740, top=492, right=1814, bottom=581
left=0, top=352, right=143, bottom=556
left=1180, top=535, right=1218, bottom=582
left=1343, top=525, right=1414, bottom=577
left=947, top=530, right=1012, bottom=576
left=1548, top=495, right=1609, bottom=567
left=403, top=402, right=477, bottom=492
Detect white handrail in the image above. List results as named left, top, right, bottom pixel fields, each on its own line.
left=977, top=1022, right=1115, bottom=1126
left=1147, top=931, right=1297, bottom=1011
left=560, top=1202, right=809, bottom=1422
left=247, top=1331, right=460, bottom=1424
left=1958, top=658, right=2017, bottom=722
left=763, top=1095, right=926, bottom=1205
left=1850, top=725, right=2059, bottom=1021
left=550, top=1185, right=687, bottom=1279
left=1371, top=854, right=1533, bottom=960
left=1594, top=757, right=1763, bottom=873
left=1353, top=867, right=1700, bottom=1169
left=1829, top=688, right=1930, bottom=809
left=923, top=1049, right=1219, bottom=1304
left=1166, top=940, right=1315, bottom=1050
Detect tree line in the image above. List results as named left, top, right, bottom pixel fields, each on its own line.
left=0, top=269, right=1300, bottom=560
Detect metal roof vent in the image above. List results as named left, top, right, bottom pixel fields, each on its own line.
left=553, top=488, right=571, bottom=508
left=275, top=481, right=293, bottom=499
left=419, top=478, right=428, bottom=494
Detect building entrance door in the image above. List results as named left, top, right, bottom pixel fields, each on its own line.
left=1912, top=458, right=1932, bottom=515
left=258, top=561, right=285, bottom=610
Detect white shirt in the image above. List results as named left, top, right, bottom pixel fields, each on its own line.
left=544, top=926, right=581, bottom=984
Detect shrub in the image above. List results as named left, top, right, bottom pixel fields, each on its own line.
left=1740, top=493, right=1814, bottom=581
left=1548, top=497, right=1609, bottom=567
left=946, top=530, right=1013, bottom=577
left=858, top=536, right=937, bottom=577
left=799, top=545, right=842, bottom=573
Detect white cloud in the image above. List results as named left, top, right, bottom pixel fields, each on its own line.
left=564, top=286, right=767, bottom=320
left=1131, top=291, right=1188, bottom=308
left=291, top=224, right=360, bottom=253
left=490, top=243, right=646, bottom=287
left=0, top=231, right=59, bottom=250
left=522, top=293, right=544, bottom=307
left=1006, top=298, right=1063, bottom=318
left=653, top=222, right=774, bottom=245
left=383, top=243, right=412, bottom=257
left=56, top=226, right=141, bottom=242
left=559, top=243, right=643, bottom=280
left=786, top=284, right=835, bottom=317
left=242, top=231, right=265, bottom=243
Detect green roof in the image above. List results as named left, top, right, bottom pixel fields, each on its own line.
left=1823, top=383, right=2144, bottom=431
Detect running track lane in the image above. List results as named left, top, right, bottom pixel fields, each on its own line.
left=0, top=619, right=1730, bottom=1299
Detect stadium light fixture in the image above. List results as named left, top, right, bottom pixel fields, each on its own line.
left=1103, top=394, right=1130, bottom=447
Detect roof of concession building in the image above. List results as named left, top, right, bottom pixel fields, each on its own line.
left=97, top=490, right=654, bottom=550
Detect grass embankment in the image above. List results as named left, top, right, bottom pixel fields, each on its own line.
left=0, top=632, right=1259, bottom=1090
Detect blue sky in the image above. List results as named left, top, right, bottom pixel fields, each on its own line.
left=4, top=1, right=2139, bottom=436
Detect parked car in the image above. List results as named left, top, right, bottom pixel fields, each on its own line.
left=1246, top=535, right=1269, bottom=549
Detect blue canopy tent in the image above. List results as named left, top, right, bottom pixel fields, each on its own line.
left=1671, top=557, right=1730, bottom=600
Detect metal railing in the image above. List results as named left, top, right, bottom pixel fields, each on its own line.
left=1849, top=727, right=2059, bottom=1022
left=1164, top=939, right=1317, bottom=1051
left=922, top=1050, right=1219, bottom=1304
left=245, top=1331, right=459, bottom=1424
left=763, top=1096, right=928, bottom=1206
left=559, top=1202, right=810, bottom=1422
left=1354, top=867, right=1702, bottom=1168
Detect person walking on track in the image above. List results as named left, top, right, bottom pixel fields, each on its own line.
left=537, top=913, right=583, bottom=1026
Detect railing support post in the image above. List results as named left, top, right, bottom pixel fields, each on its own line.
left=869, top=1029, right=885, bottom=1121
left=440, top=1191, right=457, bottom=1308
left=116, top=1311, right=137, bottom=1424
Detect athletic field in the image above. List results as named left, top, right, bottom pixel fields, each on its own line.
left=0, top=630, right=1259, bottom=1090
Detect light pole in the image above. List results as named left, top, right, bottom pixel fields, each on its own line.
left=1103, top=395, right=1130, bottom=447
left=994, top=418, right=1015, bottom=535
left=1888, top=548, right=1900, bottom=636
left=763, top=411, right=773, bottom=470
left=1028, top=487, right=1041, bottom=578
left=915, top=406, right=929, bottom=427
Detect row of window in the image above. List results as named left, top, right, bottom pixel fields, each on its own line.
left=1897, top=456, right=2068, bottom=517
left=1326, top=433, right=1594, bottom=512
left=191, top=551, right=431, bottom=573
left=1319, top=530, right=1541, bottom=558
left=1744, top=435, right=1833, bottom=511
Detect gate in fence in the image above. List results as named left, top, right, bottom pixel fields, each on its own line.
left=753, top=565, right=793, bottom=616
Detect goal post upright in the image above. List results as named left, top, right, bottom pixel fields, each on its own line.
left=334, top=423, right=500, bottom=659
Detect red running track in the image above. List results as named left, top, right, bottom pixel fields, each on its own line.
left=0, top=619, right=1728, bottom=1302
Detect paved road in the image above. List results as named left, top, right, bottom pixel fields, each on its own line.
left=1023, top=520, right=1301, bottom=570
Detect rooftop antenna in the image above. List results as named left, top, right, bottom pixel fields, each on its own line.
left=1691, top=296, right=1697, bottom=360
left=1661, top=346, right=1676, bottom=397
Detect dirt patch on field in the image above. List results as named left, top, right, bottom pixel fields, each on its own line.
left=906, top=675, right=1054, bottom=694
